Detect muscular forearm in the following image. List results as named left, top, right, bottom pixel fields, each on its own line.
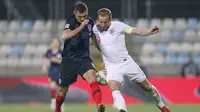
left=62, top=27, right=82, bottom=40
left=132, top=28, right=151, bottom=36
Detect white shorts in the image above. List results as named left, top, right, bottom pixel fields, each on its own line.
left=106, top=58, right=146, bottom=83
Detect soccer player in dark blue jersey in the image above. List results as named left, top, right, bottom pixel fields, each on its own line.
left=42, top=38, right=63, bottom=111
left=55, top=2, right=105, bottom=112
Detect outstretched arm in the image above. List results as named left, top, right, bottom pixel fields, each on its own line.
left=125, top=26, right=159, bottom=36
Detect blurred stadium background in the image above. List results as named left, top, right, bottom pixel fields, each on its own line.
left=0, top=0, right=200, bottom=112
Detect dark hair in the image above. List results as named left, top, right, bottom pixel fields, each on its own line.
left=75, top=2, right=88, bottom=13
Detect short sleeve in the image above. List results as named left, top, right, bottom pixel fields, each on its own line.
left=115, top=21, right=133, bottom=34
left=63, top=18, right=74, bottom=31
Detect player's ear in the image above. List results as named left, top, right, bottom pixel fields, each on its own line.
left=73, top=11, right=76, bottom=15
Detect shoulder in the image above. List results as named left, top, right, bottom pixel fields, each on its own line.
left=112, top=20, right=124, bottom=26
left=65, top=15, right=76, bottom=25
left=88, top=17, right=95, bottom=26
left=92, top=24, right=98, bottom=33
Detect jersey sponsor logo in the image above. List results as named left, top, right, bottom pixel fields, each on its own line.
left=64, top=24, right=70, bottom=29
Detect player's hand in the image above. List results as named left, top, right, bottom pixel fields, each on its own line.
left=150, top=26, right=159, bottom=35
left=80, top=19, right=89, bottom=29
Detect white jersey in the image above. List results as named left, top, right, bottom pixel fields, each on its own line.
left=93, top=21, right=133, bottom=66
left=93, top=21, right=146, bottom=83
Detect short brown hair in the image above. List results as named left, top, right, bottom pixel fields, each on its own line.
left=97, top=8, right=112, bottom=20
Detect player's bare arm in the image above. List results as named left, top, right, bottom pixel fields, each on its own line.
left=41, top=57, right=49, bottom=73
left=62, top=19, right=89, bottom=40
left=128, top=26, right=159, bottom=36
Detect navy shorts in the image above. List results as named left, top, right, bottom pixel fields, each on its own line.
left=48, top=67, right=60, bottom=84
left=59, top=57, right=95, bottom=87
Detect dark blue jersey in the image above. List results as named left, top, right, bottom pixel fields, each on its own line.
left=62, top=15, right=94, bottom=61
left=44, top=49, right=62, bottom=69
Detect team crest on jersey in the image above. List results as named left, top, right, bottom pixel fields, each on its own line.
left=96, top=35, right=101, bottom=43
left=110, top=29, right=114, bottom=34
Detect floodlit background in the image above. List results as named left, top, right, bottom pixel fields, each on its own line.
left=0, top=0, right=199, bottom=112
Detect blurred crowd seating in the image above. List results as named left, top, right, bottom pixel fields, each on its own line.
left=0, top=18, right=200, bottom=76
left=124, top=18, right=200, bottom=65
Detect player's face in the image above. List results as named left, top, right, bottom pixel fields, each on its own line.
left=98, top=15, right=111, bottom=31
left=74, top=10, right=88, bottom=23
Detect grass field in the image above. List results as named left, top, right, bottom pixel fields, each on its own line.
left=0, top=104, right=200, bottom=112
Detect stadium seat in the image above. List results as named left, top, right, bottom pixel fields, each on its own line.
left=41, top=32, right=51, bottom=43
left=177, top=53, right=189, bottom=64
left=21, top=20, right=33, bottom=32
left=142, top=43, right=155, bottom=53
left=16, top=32, right=29, bottom=44
left=167, top=42, right=181, bottom=52
left=155, top=43, right=167, bottom=53
left=149, top=18, right=162, bottom=28
left=0, top=32, right=4, bottom=44
left=171, top=31, right=183, bottom=42
left=175, top=18, right=187, bottom=31
left=196, top=31, right=200, bottom=42
left=134, top=36, right=146, bottom=43
left=45, top=20, right=56, bottom=32
left=136, top=19, right=148, bottom=28
left=24, top=44, right=37, bottom=56
left=164, top=53, right=178, bottom=64
left=36, top=44, right=49, bottom=55
left=187, top=18, right=198, bottom=30
left=12, top=44, right=24, bottom=55
left=0, top=56, right=7, bottom=66
left=146, top=34, right=159, bottom=42
left=140, top=55, right=154, bottom=65
left=159, top=30, right=170, bottom=42
left=152, top=53, right=164, bottom=64
left=9, top=20, right=21, bottom=32
left=0, top=21, right=8, bottom=33
left=19, top=56, right=32, bottom=67
left=58, top=20, right=66, bottom=31
left=124, top=19, right=136, bottom=27
left=197, top=20, right=200, bottom=30
left=193, top=43, right=200, bottom=52
left=4, top=32, right=16, bottom=44
left=163, top=18, right=174, bottom=30
left=0, top=44, right=12, bottom=56
left=184, top=30, right=196, bottom=42
left=32, top=20, right=45, bottom=33
left=29, top=32, right=41, bottom=44
left=32, top=56, right=43, bottom=67
left=7, top=55, right=20, bottom=67
left=180, top=43, right=193, bottom=52
left=194, top=55, right=200, bottom=64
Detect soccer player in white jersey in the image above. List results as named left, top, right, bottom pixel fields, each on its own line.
left=92, top=8, right=171, bottom=112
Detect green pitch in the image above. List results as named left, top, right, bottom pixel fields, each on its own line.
left=0, top=103, right=200, bottom=112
